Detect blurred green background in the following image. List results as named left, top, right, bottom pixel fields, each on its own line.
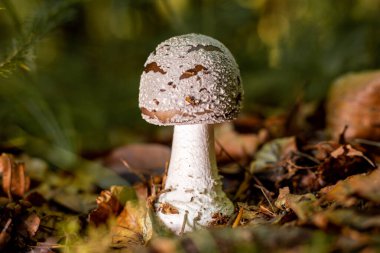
left=0, top=0, right=380, bottom=159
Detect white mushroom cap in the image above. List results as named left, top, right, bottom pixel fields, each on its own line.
left=139, top=33, right=243, bottom=126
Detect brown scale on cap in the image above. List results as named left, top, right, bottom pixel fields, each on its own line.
left=144, top=62, right=166, bottom=74
left=141, top=107, right=214, bottom=124
left=180, top=65, right=208, bottom=80
left=140, top=107, right=184, bottom=123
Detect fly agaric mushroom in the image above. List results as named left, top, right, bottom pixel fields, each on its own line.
left=139, top=34, right=243, bottom=234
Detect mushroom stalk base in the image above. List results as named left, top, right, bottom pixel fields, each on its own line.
left=156, top=124, right=234, bottom=234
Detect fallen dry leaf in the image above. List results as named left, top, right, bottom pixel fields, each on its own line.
left=215, top=123, right=265, bottom=163
left=275, top=187, right=318, bottom=223
left=0, top=198, right=58, bottom=252
left=327, top=70, right=380, bottom=141
left=103, top=144, right=170, bottom=183
left=23, top=213, right=41, bottom=237
left=0, top=154, right=30, bottom=199
left=89, top=191, right=121, bottom=226
left=252, top=138, right=376, bottom=193
left=89, top=186, right=137, bottom=226
left=112, top=200, right=152, bottom=249
left=250, top=137, right=296, bottom=174
left=315, top=143, right=376, bottom=188
left=330, top=144, right=375, bottom=167
left=320, top=168, right=380, bottom=206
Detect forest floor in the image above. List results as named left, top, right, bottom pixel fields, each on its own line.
left=1, top=100, right=380, bottom=253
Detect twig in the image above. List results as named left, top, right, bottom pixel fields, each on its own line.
left=354, top=138, right=380, bottom=148
left=216, top=139, right=270, bottom=191
left=215, top=139, right=246, bottom=171
left=286, top=158, right=319, bottom=170
left=30, top=243, right=63, bottom=249
left=121, top=159, right=146, bottom=183
left=338, top=125, right=348, bottom=144
left=217, top=136, right=275, bottom=213
left=293, top=150, right=321, bottom=165
left=254, top=184, right=276, bottom=212
left=259, top=205, right=276, bottom=217
left=217, top=139, right=268, bottom=197
left=226, top=211, right=239, bottom=227
left=232, top=207, right=243, bottom=228
left=233, top=172, right=250, bottom=200
left=179, top=210, right=189, bottom=235
left=1, top=218, right=11, bottom=233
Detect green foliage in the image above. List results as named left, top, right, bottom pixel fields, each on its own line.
left=1, top=0, right=380, bottom=158
left=0, top=0, right=80, bottom=77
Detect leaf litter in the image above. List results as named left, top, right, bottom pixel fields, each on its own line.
left=1, top=114, right=380, bottom=252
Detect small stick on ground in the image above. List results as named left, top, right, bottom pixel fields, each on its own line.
left=293, top=151, right=321, bottom=165
left=1, top=218, right=11, bottom=234
left=179, top=210, right=189, bottom=235
left=216, top=140, right=273, bottom=202
left=0, top=218, right=12, bottom=247
left=215, top=140, right=246, bottom=171
left=254, top=184, right=276, bottom=212
left=232, top=207, right=243, bottom=228
left=259, top=205, right=276, bottom=217
left=121, top=159, right=146, bottom=183
left=355, top=138, right=380, bottom=148
left=226, top=211, right=239, bottom=227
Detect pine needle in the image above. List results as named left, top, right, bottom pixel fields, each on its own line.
left=0, top=0, right=81, bottom=78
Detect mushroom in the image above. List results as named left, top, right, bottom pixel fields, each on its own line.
left=139, top=34, right=243, bottom=234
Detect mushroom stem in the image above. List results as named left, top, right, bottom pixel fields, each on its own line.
left=157, top=124, right=234, bottom=234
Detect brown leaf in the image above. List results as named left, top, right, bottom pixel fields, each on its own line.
left=275, top=187, right=318, bottom=223
left=0, top=154, right=30, bottom=199
left=23, top=213, right=40, bottom=237
left=311, top=141, right=340, bottom=161
left=89, top=186, right=137, bottom=226
left=327, top=71, right=380, bottom=141
left=0, top=154, right=12, bottom=198
left=330, top=146, right=345, bottom=158
left=320, top=168, right=380, bottom=206
left=103, top=144, right=170, bottom=183
left=11, top=163, right=30, bottom=198
left=331, top=144, right=375, bottom=167
left=216, top=123, right=264, bottom=163
left=89, top=190, right=120, bottom=226
left=250, top=137, right=296, bottom=174
left=112, top=200, right=152, bottom=248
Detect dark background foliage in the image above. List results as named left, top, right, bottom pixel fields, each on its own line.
left=0, top=0, right=379, bottom=161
